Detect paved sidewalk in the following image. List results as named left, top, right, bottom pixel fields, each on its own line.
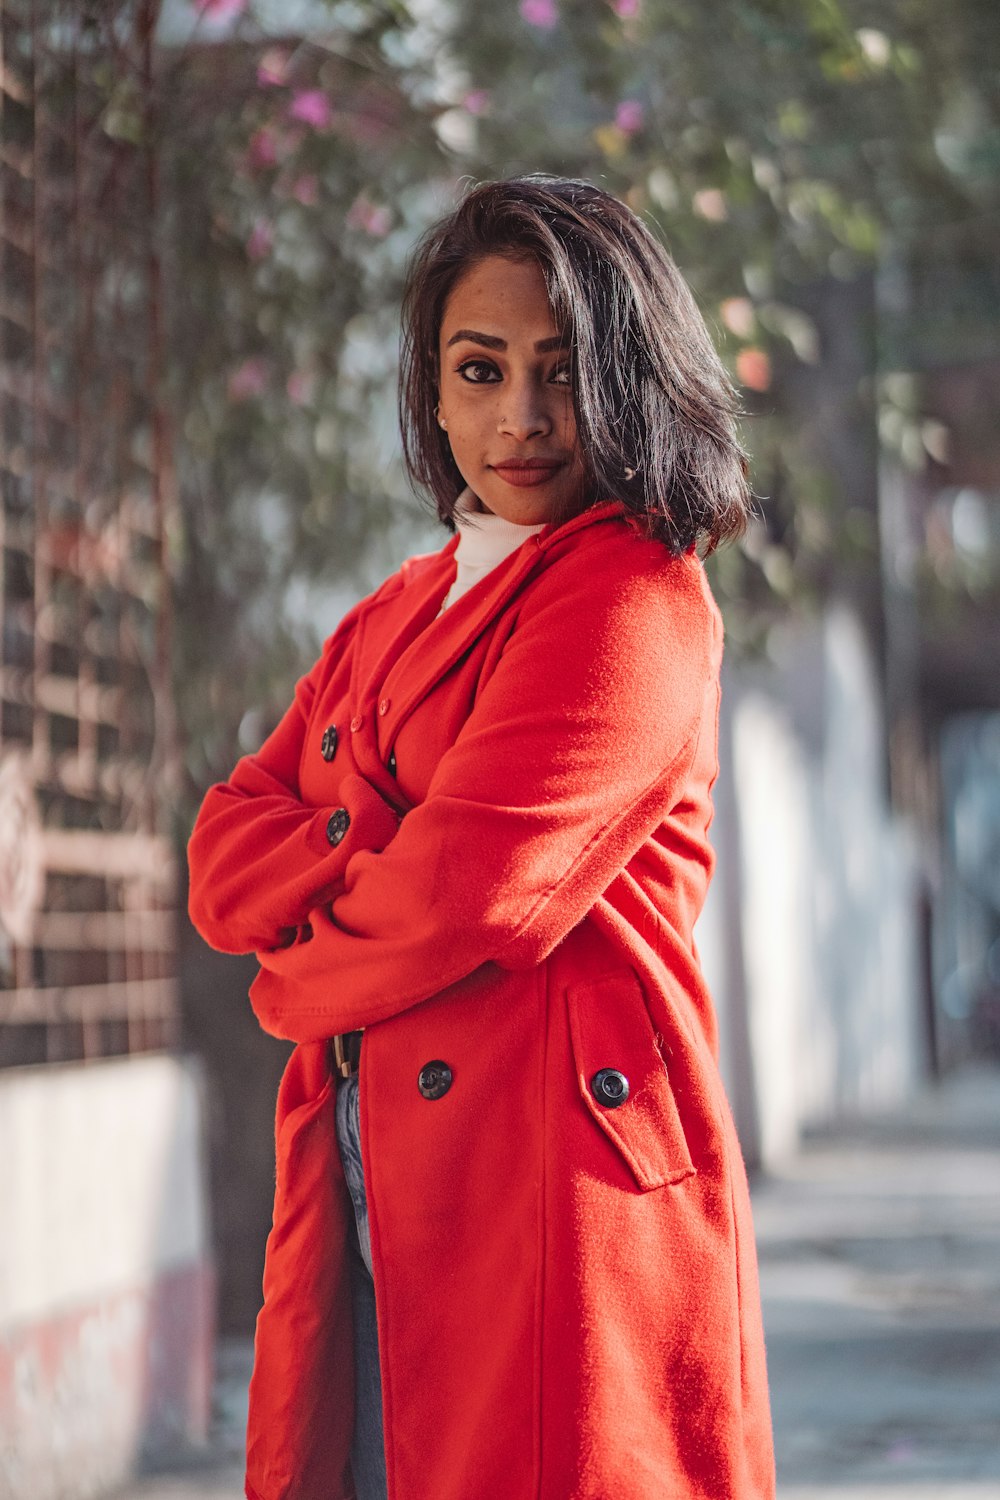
left=116, top=1065, right=1000, bottom=1499
left=756, top=1063, right=1000, bottom=1499
left=106, top=1341, right=248, bottom=1500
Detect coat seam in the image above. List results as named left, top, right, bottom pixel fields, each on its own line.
left=360, top=1055, right=397, bottom=1499
left=533, top=962, right=549, bottom=1500
left=727, top=1132, right=749, bottom=1487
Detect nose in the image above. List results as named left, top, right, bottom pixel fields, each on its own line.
left=497, top=377, right=553, bottom=442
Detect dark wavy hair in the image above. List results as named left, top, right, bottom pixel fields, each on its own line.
left=398, top=174, right=753, bottom=554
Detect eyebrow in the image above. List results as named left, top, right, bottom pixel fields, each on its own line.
left=445, top=329, right=569, bottom=353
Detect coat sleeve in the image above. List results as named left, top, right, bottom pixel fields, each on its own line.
left=186, top=594, right=402, bottom=955
left=249, top=550, right=721, bottom=1041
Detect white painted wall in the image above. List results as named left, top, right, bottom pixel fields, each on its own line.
left=0, top=1055, right=207, bottom=1328
left=699, top=603, right=924, bottom=1165
left=0, top=1054, right=213, bottom=1500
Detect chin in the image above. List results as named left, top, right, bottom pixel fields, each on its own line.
left=504, top=502, right=557, bottom=526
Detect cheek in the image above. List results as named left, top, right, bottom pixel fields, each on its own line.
left=450, top=394, right=496, bottom=437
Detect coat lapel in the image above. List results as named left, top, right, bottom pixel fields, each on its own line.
left=349, top=541, right=457, bottom=712
left=372, top=501, right=626, bottom=755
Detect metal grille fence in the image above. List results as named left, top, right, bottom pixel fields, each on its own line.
left=0, top=0, right=178, bottom=1065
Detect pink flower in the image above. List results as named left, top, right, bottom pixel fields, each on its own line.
left=286, top=370, right=314, bottom=405
left=228, top=358, right=268, bottom=401
left=346, top=194, right=391, bottom=237
left=614, top=100, right=644, bottom=135
left=195, top=0, right=247, bottom=19
left=692, top=187, right=728, bottom=221
left=462, top=89, right=491, bottom=116
left=256, top=48, right=289, bottom=87
left=520, top=0, right=558, bottom=29
left=720, top=297, right=755, bottom=338
left=247, top=127, right=278, bottom=169
left=291, top=173, right=318, bottom=206
left=246, top=220, right=273, bottom=260
left=735, top=348, right=771, bottom=392
left=610, top=0, right=640, bottom=16
left=289, top=90, right=332, bottom=129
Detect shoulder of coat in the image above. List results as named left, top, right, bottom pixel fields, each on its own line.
left=542, top=513, right=710, bottom=600
left=532, top=518, right=722, bottom=663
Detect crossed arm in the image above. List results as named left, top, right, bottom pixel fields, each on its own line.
left=236, top=554, right=719, bottom=1042
left=187, top=591, right=403, bottom=956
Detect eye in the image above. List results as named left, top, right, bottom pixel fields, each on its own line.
left=550, top=362, right=572, bottom=386
left=456, top=359, right=501, bottom=383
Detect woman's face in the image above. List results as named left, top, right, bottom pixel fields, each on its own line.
left=436, top=254, right=589, bottom=525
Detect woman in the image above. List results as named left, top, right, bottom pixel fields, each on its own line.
left=188, top=176, right=776, bottom=1500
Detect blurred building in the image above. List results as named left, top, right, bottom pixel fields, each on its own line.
left=890, top=236, right=1000, bottom=1066
left=700, top=236, right=1000, bottom=1163
left=0, top=5, right=212, bottom=1498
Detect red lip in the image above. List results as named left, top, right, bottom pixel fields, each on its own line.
left=492, top=460, right=563, bottom=488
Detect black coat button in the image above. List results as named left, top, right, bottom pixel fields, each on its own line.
left=326, top=807, right=350, bottom=846
left=591, top=1068, right=629, bottom=1108
left=321, top=725, right=338, bottom=761
left=387, top=749, right=397, bottom=776
left=417, top=1060, right=453, bottom=1100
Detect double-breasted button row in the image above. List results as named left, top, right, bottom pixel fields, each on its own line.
left=418, top=1060, right=452, bottom=1100
left=326, top=807, right=350, bottom=847
left=322, top=711, right=396, bottom=781
left=590, top=1068, right=629, bottom=1108
left=415, top=1062, right=628, bottom=1108
left=412, top=1060, right=628, bottom=1106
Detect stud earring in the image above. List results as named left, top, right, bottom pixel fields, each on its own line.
left=435, top=403, right=448, bottom=431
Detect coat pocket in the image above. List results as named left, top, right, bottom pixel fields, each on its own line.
left=567, top=970, right=696, bottom=1191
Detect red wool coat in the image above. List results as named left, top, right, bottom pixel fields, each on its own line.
left=187, top=500, right=775, bottom=1500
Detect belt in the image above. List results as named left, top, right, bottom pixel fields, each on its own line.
left=332, top=1029, right=364, bottom=1079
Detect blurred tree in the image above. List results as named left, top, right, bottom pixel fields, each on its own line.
left=156, top=7, right=447, bottom=803
left=152, top=0, right=999, bottom=808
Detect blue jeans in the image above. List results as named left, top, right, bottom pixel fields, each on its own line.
left=335, top=1075, right=388, bottom=1500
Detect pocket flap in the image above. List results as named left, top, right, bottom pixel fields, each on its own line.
left=567, top=970, right=696, bottom=1191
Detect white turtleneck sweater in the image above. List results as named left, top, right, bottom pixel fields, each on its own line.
left=439, top=487, right=546, bottom=612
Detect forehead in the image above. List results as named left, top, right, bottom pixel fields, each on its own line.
left=439, top=255, right=559, bottom=337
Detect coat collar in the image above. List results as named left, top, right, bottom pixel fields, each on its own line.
left=535, top=497, right=626, bottom=553
left=350, top=500, right=627, bottom=787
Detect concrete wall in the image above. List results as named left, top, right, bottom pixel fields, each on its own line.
left=0, top=1054, right=214, bottom=1500
left=699, top=603, right=926, bottom=1166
